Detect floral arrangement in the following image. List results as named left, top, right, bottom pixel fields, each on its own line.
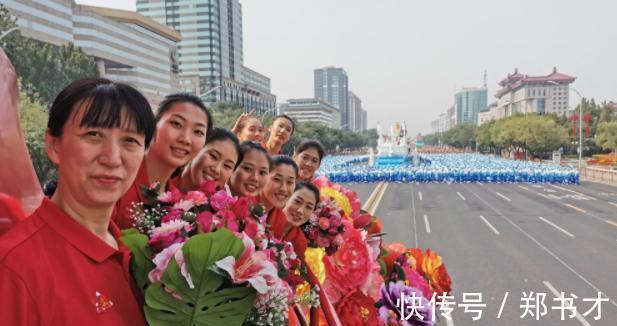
left=377, top=242, right=453, bottom=325
left=313, top=175, right=361, bottom=220
left=121, top=181, right=307, bottom=326
left=301, top=196, right=345, bottom=256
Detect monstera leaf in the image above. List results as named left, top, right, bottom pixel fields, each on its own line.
left=144, top=229, right=256, bottom=326
left=121, top=228, right=155, bottom=292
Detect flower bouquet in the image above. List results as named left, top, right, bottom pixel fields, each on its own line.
left=301, top=197, right=345, bottom=256
left=121, top=181, right=306, bottom=325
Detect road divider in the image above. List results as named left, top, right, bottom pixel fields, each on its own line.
left=479, top=215, right=500, bottom=235
left=564, top=203, right=586, bottom=214
left=362, top=182, right=389, bottom=215
left=538, top=216, right=574, bottom=238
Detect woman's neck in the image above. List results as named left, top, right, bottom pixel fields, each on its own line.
left=51, top=189, right=117, bottom=249
left=145, top=151, right=175, bottom=192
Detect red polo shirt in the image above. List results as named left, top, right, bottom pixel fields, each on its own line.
left=267, top=208, right=308, bottom=260
left=113, top=160, right=149, bottom=230
left=0, top=198, right=145, bottom=325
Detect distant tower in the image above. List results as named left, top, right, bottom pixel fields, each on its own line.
left=483, top=70, right=487, bottom=88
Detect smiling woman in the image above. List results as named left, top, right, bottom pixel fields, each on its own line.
left=0, top=77, right=155, bottom=324
left=113, top=92, right=212, bottom=229
left=229, top=141, right=271, bottom=198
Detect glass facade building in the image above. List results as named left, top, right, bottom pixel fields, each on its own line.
left=455, top=87, right=487, bottom=125
left=314, top=67, right=349, bottom=130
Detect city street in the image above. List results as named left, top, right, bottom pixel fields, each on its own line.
left=349, top=181, right=617, bottom=326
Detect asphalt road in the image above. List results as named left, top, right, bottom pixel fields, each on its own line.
left=347, top=181, right=617, bottom=326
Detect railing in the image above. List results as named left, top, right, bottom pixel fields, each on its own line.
left=580, top=166, right=617, bottom=185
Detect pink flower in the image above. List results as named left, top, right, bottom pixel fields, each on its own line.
left=216, top=209, right=238, bottom=231
left=317, top=236, right=330, bottom=248
left=243, top=220, right=259, bottom=239
left=231, top=197, right=250, bottom=218
left=210, top=190, right=236, bottom=210
left=173, top=199, right=195, bottom=211
left=149, top=220, right=193, bottom=253
left=148, top=242, right=184, bottom=283
left=318, top=217, right=330, bottom=230
left=197, top=211, right=214, bottom=233
left=185, top=191, right=208, bottom=206
left=158, top=189, right=183, bottom=203
left=199, top=180, right=218, bottom=196
left=215, top=233, right=278, bottom=294
left=161, top=209, right=184, bottom=223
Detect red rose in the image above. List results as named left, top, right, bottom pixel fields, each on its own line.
left=335, top=290, right=379, bottom=326
left=318, top=217, right=330, bottom=230
left=353, top=213, right=372, bottom=229
left=199, top=180, right=218, bottom=196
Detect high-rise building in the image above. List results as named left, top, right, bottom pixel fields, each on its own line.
left=455, top=87, right=487, bottom=125
left=361, top=109, right=367, bottom=131
left=4, top=0, right=181, bottom=106
left=279, top=98, right=340, bottom=128
left=314, top=67, right=349, bottom=129
left=348, top=91, right=363, bottom=132
left=137, top=0, right=276, bottom=114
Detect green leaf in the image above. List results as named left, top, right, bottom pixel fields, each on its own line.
left=144, top=229, right=256, bottom=326
left=120, top=229, right=155, bottom=293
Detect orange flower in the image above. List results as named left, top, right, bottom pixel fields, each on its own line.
left=406, top=248, right=424, bottom=273
left=382, top=242, right=406, bottom=275
left=429, top=264, right=452, bottom=295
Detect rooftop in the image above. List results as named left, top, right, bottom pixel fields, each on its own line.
left=495, top=67, right=576, bottom=98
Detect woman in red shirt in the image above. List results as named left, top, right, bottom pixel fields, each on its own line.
left=293, top=139, right=325, bottom=183
left=264, top=115, right=295, bottom=155
left=114, top=93, right=212, bottom=229
left=228, top=141, right=270, bottom=198
left=0, top=78, right=155, bottom=325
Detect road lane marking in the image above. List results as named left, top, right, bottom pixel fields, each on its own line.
left=466, top=185, right=617, bottom=309
left=537, top=192, right=553, bottom=200
left=608, top=201, right=617, bottom=208
left=605, top=220, right=617, bottom=229
left=446, top=317, right=454, bottom=326
left=539, top=216, right=574, bottom=238
left=370, top=183, right=389, bottom=215
left=456, top=191, right=466, bottom=201
left=553, top=185, right=597, bottom=200
left=479, top=215, right=500, bottom=235
left=495, top=191, right=511, bottom=202
left=564, top=203, right=586, bottom=213
left=361, top=182, right=383, bottom=211
left=543, top=281, right=592, bottom=326
left=411, top=184, right=418, bottom=247
left=423, top=214, right=431, bottom=233
left=418, top=191, right=423, bottom=201
left=518, top=185, right=529, bottom=191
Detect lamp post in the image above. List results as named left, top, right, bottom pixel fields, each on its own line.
left=548, top=81, right=583, bottom=169
left=197, top=85, right=223, bottom=101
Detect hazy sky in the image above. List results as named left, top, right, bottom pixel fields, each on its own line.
left=76, top=0, right=617, bottom=133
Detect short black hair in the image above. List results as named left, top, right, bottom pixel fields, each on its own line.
left=272, top=114, right=296, bottom=135
left=294, top=139, right=325, bottom=162
left=295, top=181, right=320, bottom=209
left=237, top=141, right=271, bottom=170
left=157, top=92, right=213, bottom=140
left=206, top=128, right=242, bottom=168
left=271, top=155, right=298, bottom=175
left=47, top=78, right=156, bottom=148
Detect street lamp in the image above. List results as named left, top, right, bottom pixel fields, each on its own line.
left=0, top=27, right=19, bottom=42
left=197, top=85, right=223, bottom=100
left=548, top=81, right=583, bottom=169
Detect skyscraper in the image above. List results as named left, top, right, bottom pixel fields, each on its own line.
left=137, top=0, right=276, bottom=114
left=314, top=67, right=349, bottom=130
left=348, top=91, right=363, bottom=132
left=455, top=87, right=487, bottom=125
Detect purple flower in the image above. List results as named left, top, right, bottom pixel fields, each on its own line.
left=379, top=281, right=435, bottom=325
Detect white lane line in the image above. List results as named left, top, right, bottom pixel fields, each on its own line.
left=446, top=316, right=454, bottom=326
left=479, top=215, right=500, bottom=235
left=553, top=185, right=597, bottom=200
left=608, top=201, right=617, bottom=208
left=423, top=214, right=431, bottom=233
left=539, top=216, right=575, bottom=238
left=543, top=281, right=591, bottom=326
left=411, top=184, right=418, bottom=248
left=605, top=220, right=617, bottom=229
left=564, top=203, right=587, bottom=213
left=537, top=192, right=553, bottom=200
left=518, top=185, right=529, bottom=191
left=495, top=191, right=512, bottom=202
left=456, top=191, right=466, bottom=201
left=418, top=191, right=423, bottom=201
left=466, top=185, right=617, bottom=309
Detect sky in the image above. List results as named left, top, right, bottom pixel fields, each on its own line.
left=76, top=0, right=617, bottom=134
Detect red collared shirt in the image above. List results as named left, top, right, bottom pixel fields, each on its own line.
left=113, top=160, right=150, bottom=230
left=267, top=208, right=308, bottom=260
left=0, top=198, right=145, bottom=325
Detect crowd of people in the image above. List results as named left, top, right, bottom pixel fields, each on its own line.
left=0, top=78, right=330, bottom=324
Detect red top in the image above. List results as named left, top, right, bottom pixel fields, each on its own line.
left=267, top=208, right=308, bottom=260
left=0, top=198, right=145, bottom=325
left=113, top=160, right=150, bottom=230
left=0, top=193, right=26, bottom=236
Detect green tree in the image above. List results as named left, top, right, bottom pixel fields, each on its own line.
left=595, top=122, right=617, bottom=153
left=443, top=124, right=475, bottom=148
left=1, top=4, right=99, bottom=106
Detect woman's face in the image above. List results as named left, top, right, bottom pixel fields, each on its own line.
left=293, top=147, right=321, bottom=181
left=268, top=118, right=293, bottom=145
left=189, top=139, right=238, bottom=188
left=229, top=150, right=270, bottom=197
left=46, top=104, right=145, bottom=208
left=261, top=164, right=296, bottom=209
left=238, top=118, right=264, bottom=143
left=150, top=102, right=209, bottom=168
left=283, top=188, right=317, bottom=227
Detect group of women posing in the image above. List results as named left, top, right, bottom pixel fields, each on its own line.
left=0, top=78, right=328, bottom=324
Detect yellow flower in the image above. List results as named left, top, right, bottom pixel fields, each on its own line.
left=321, top=187, right=352, bottom=220
left=296, top=247, right=326, bottom=296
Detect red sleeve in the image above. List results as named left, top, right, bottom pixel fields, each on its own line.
left=0, top=264, right=39, bottom=325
